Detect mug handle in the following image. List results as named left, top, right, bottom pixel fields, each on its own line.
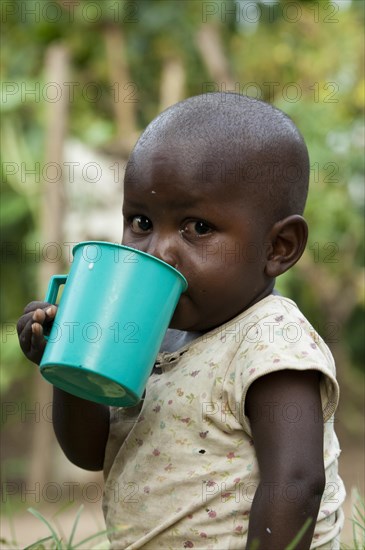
left=45, top=274, right=68, bottom=304
left=44, top=275, right=68, bottom=339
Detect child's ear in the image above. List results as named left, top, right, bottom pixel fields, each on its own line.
left=265, top=215, right=308, bottom=278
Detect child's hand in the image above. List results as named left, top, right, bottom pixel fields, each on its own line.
left=17, top=302, right=58, bottom=365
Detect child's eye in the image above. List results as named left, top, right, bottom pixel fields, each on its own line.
left=130, top=215, right=152, bottom=233
left=181, top=220, right=213, bottom=237
left=193, top=221, right=212, bottom=235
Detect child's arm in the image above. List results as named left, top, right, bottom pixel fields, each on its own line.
left=245, top=369, right=325, bottom=550
left=17, top=303, right=110, bottom=471
left=52, top=387, right=109, bottom=471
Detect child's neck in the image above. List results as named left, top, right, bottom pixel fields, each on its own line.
left=160, top=329, right=203, bottom=353
left=161, top=288, right=281, bottom=353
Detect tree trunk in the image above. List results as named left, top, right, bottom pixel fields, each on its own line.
left=196, top=23, right=236, bottom=92
left=28, top=43, right=70, bottom=489
left=103, top=24, right=139, bottom=155
left=159, top=57, right=186, bottom=112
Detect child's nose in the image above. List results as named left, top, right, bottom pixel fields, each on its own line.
left=146, top=235, right=180, bottom=270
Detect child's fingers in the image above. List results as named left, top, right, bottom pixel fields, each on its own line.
left=17, top=315, right=35, bottom=353
left=17, top=312, right=32, bottom=337
left=23, top=301, right=52, bottom=314
left=24, top=320, right=47, bottom=363
left=44, top=305, right=57, bottom=320
left=17, top=303, right=54, bottom=336
left=30, top=323, right=47, bottom=360
left=32, top=306, right=57, bottom=324
left=46, top=305, right=57, bottom=319
left=18, top=303, right=57, bottom=332
left=31, top=322, right=43, bottom=337
left=17, top=305, right=57, bottom=358
left=32, top=308, right=46, bottom=324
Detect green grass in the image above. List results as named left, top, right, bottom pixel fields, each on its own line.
left=341, top=488, right=365, bottom=550
left=0, top=504, right=112, bottom=550
left=1, top=491, right=364, bottom=550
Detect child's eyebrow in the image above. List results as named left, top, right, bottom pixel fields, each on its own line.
left=123, top=195, right=206, bottom=211
left=123, top=198, right=146, bottom=210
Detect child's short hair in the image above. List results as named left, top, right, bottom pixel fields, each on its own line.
left=129, top=93, right=310, bottom=223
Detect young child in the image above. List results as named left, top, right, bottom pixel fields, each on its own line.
left=17, top=93, right=345, bottom=549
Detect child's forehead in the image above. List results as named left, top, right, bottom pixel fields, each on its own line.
left=130, top=101, right=279, bottom=181
left=126, top=138, right=250, bottom=200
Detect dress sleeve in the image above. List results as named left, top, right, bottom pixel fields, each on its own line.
left=226, top=308, right=340, bottom=437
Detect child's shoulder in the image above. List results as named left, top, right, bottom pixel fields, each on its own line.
left=239, top=293, right=326, bottom=351
left=228, top=292, right=303, bottom=326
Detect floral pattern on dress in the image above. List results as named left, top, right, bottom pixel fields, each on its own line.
left=103, top=295, right=345, bottom=550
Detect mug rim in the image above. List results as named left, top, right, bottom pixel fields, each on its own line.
left=72, top=241, right=188, bottom=291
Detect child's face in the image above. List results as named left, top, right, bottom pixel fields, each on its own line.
left=122, top=143, right=274, bottom=332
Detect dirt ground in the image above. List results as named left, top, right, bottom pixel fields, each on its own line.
left=1, top=444, right=364, bottom=549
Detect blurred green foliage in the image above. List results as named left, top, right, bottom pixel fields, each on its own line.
left=1, top=0, right=364, bottom=398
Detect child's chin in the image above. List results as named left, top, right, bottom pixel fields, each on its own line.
left=169, top=297, right=197, bottom=332
left=169, top=311, right=188, bottom=331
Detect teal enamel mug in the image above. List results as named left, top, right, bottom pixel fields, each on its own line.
left=40, top=241, right=187, bottom=407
